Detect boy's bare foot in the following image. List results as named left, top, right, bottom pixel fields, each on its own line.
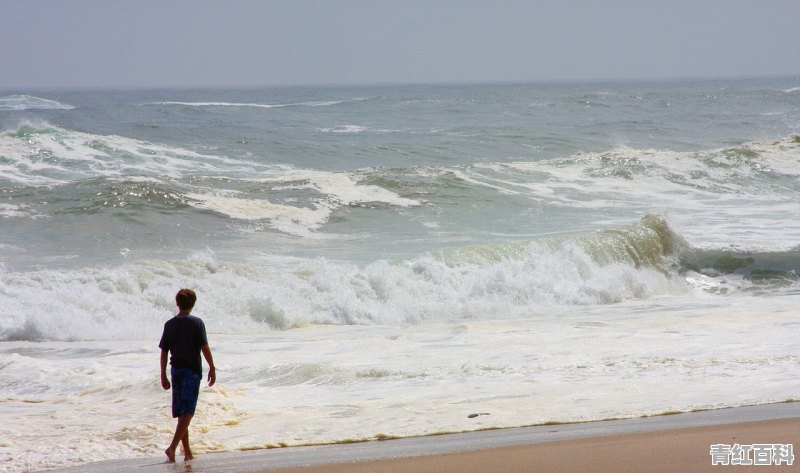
left=165, top=448, right=176, bottom=463
left=184, top=453, right=195, bottom=461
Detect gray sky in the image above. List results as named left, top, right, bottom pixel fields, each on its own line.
left=2, top=0, right=799, bottom=89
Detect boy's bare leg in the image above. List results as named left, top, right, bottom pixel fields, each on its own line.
left=181, top=429, right=194, bottom=461
left=165, top=414, right=193, bottom=463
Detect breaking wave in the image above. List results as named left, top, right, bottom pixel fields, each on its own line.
left=7, top=214, right=795, bottom=342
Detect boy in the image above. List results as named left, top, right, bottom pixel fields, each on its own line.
left=159, top=288, right=216, bottom=463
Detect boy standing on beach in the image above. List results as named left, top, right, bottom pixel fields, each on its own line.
left=159, top=288, right=216, bottom=463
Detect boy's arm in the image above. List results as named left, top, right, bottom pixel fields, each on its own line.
left=160, top=349, right=170, bottom=390
left=201, top=345, right=216, bottom=386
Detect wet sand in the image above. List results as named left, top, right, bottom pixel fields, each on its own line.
left=265, top=418, right=800, bottom=473
left=48, top=402, right=800, bottom=473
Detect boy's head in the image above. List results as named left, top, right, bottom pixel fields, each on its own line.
left=176, top=288, right=197, bottom=311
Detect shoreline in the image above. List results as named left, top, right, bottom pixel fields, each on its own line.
left=47, top=402, right=800, bottom=472
left=263, top=418, right=800, bottom=473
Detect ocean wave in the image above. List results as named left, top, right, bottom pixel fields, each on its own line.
left=0, top=95, right=74, bottom=111
left=147, top=101, right=284, bottom=109
left=0, top=171, right=418, bottom=239
left=381, top=134, right=800, bottom=250
left=682, top=248, right=800, bottom=283
left=386, top=134, right=800, bottom=205
left=2, top=215, right=797, bottom=342
left=0, top=123, right=422, bottom=241
left=0, top=121, right=280, bottom=186
left=0, top=122, right=419, bottom=236
left=0, top=216, right=679, bottom=341
left=433, top=215, right=680, bottom=268
left=3, top=122, right=798, bottom=247
left=144, top=99, right=350, bottom=109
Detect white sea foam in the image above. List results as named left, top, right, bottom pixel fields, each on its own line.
left=0, top=203, right=35, bottom=218
left=3, top=292, right=799, bottom=472
left=266, top=170, right=419, bottom=208
left=184, top=171, right=420, bottom=235
left=318, top=124, right=369, bottom=133
left=186, top=192, right=333, bottom=237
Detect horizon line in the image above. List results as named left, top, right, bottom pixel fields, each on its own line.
left=2, top=73, right=798, bottom=93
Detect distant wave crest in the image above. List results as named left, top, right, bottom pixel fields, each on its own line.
left=145, top=100, right=350, bottom=109
left=0, top=95, right=74, bottom=111
left=0, top=121, right=263, bottom=186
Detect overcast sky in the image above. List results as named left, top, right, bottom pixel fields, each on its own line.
left=2, top=0, right=799, bottom=89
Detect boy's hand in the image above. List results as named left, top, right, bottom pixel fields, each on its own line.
left=207, top=366, right=216, bottom=387
left=159, top=350, right=170, bottom=390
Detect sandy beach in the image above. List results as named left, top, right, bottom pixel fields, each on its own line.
left=49, top=402, right=800, bottom=473
left=264, top=418, right=800, bottom=473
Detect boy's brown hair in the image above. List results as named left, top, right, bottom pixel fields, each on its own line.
left=176, top=289, right=197, bottom=311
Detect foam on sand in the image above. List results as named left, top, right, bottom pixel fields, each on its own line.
left=41, top=402, right=800, bottom=472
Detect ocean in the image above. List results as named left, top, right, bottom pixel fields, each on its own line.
left=1, top=78, right=799, bottom=471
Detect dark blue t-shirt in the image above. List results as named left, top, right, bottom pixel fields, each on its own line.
left=159, top=314, right=209, bottom=374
